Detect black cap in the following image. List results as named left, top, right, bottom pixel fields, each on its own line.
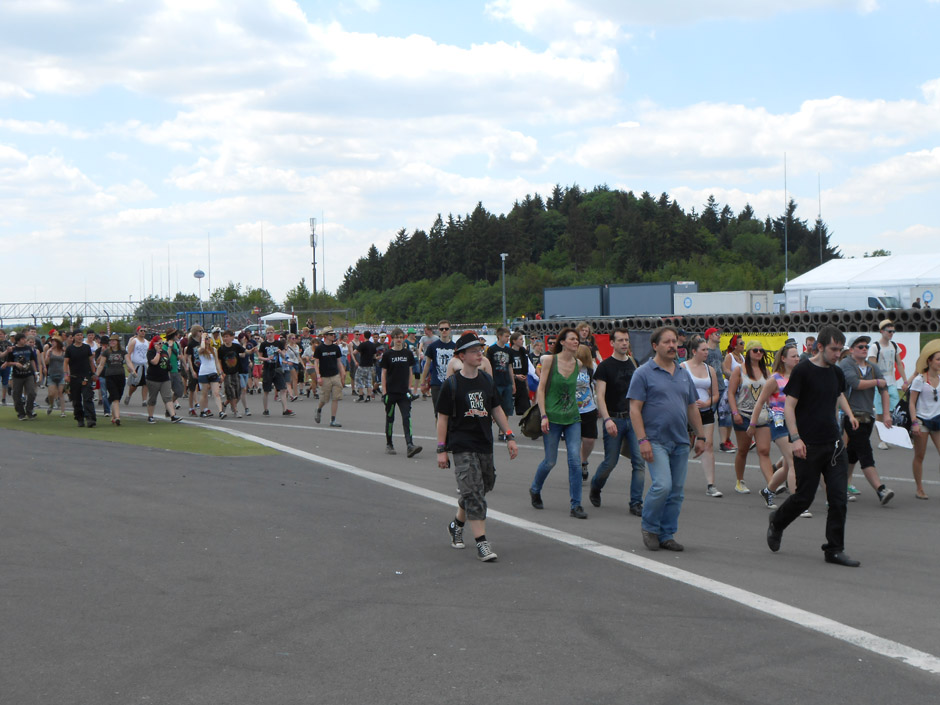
left=455, top=332, right=485, bottom=353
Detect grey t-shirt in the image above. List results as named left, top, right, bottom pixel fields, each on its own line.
left=838, top=358, right=884, bottom=416
left=705, top=346, right=726, bottom=391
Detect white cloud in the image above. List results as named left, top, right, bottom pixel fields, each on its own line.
left=486, top=0, right=874, bottom=35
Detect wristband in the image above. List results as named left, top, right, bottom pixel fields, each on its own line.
left=504, top=432, right=514, bottom=441
left=788, top=433, right=801, bottom=443
left=638, top=438, right=649, bottom=445
left=695, top=436, right=705, bottom=442
left=437, top=444, right=447, bottom=453
left=541, top=414, right=548, bottom=420
left=602, top=417, right=611, bottom=424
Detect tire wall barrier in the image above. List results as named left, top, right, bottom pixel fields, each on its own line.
left=520, top=308, right=935, bottom=338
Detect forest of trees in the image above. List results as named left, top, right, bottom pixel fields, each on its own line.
left=333, top=185, right=840, bottom=322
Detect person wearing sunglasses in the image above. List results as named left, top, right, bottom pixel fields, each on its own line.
left=727, top=341, right=775, bottom=498
left=870, top=319, right=910, bottom=449
left=909, top=339, right=940, bottom=499
left=838, top=335, right=895, bottom=506
left=417, top=320, right=455, bottom=417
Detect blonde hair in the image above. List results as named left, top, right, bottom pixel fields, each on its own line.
left=576, top=344, right=594, bottom=370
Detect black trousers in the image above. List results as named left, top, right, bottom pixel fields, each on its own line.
left=773, top=440, right=848, bottom=554
left=384, top=392, right=413, bottom=445
left=69, top=375, right=97, bottom=423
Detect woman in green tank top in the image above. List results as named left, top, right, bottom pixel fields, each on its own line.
left=529, top=328, right=588, bottom=519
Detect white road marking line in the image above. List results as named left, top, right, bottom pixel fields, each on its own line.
left=201, top=417, right=939, bottom=484
left=204, top=423, right=940, bottom=676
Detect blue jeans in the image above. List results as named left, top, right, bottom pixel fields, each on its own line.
left=641, top=440, right=690, bottom=543
left=591, top=416, right=646, bottom=507
left=531, top=421, right=583, bottom=509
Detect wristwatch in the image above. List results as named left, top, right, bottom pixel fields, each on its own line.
left=788, top=433, right=801, bottom=443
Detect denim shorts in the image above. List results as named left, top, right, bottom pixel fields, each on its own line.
left=918, top=414, right=940, bottom=432
left=198, top=373, right=220, bottom=384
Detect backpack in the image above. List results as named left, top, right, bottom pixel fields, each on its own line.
left=871, top=340, right=899, bottom=372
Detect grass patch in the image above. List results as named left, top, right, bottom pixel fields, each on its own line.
left=0, top=407, right=278, bottom=456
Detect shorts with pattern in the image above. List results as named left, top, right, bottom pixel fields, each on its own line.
left=224, top=373, right=242, bottom=402
left=354, top=366, right=374, bottom=391
left=453, top=451, right=496, bottom=521
left=319, top=373, right=344, bottom=401
left=262, top=367, right=286, bottom=392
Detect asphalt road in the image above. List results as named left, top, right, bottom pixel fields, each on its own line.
left=2, top=390, right=939, bottom=704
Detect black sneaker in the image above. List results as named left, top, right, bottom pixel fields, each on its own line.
left=283, top=409, right=295, bottom=417
left=77, top=420, right=85, bottom=427
left=570, top=505, right=588, bottom=519
left=262, top=409, right=270, bottom=416
left=629, top=503, right=643, bottom=517
left=87, top=422, right=96, bottom=428
left=17, top=414, right=26, bottom=421
left=406, top=444, right=422, bottom=458
left=386, top=444, right=397, bottom=455
left=476, top=540, right=497, bottom=562
left=878, top=487, right=895, bottom=506
left=767, top=510, right=782, bottom=552
left=581, top=462, right=589, bottom=482
left=218, top=412, right=227, bottom=419
left=529, top=489, right=544, bottom=510
left=170, top=416, right=182, bottom=423
left=759, top=487, right=776, bottom=509
left=448, top=521, right=465, bottom=549
left=589, top=486, right=601, bottom=507
left=355, top=395, right=364, bottom=402
left=315, top=408, right=322, bottom=424
left=148, top=417, right=156, bottom=424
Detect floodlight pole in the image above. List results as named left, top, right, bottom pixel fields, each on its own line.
left=310, top=217, right=317, bottom=297
left=500, top=253, right=508, bottom=326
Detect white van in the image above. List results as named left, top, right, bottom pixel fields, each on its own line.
left=805, top=288, right=902, bottom=312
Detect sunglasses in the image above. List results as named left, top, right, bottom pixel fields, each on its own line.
left=884, top=329, right=896, bottom=334
left=751, top=349, right=764, bottom=354
left=438, top=327, right=450, bottom=331
left=856, top=344, right=869, bottom=349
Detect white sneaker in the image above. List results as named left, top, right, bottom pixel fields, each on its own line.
left=734, top=481, right=750, bottom=494
left=705, top=485, right=723, bottom=497
left=800, top=510, right=813, bottom=518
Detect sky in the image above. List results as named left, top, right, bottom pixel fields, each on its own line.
left=1, top=0, right=938, bottom=306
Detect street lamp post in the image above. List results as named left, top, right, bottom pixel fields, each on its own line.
left=310, top=217, right=317, bottom=296
left=500, top=253, right=508, bottom=326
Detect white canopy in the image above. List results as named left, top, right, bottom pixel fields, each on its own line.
left=785, top=254, right=940, bottom=309
left=259, top=311, right=296, bottom=323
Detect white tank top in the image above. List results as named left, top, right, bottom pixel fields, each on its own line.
left=682, top=362, right=712, bottom=403
left=129, top=337, right=148, bottom=365
left=198, top=350, right=218, bottom=375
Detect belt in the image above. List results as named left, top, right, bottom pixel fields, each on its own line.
left=612, top=410, right=630, bottom=419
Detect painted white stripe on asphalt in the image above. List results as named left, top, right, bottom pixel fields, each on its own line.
left=214, top=417, right=939, bottom=485
left=205, top=423, right=940, bottom=675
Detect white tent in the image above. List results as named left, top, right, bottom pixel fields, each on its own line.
left=784, top=254, right=940, bottom=310
left=259, top=311, right=296, bottom=325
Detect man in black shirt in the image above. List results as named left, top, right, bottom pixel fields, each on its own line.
left=313, top=326, right=345, bottom=427
left=257, top=327, right=294, bottom=416
left=768, top=325, right=861, bottom=567
left=486, top=327, right=516, bottom=437
left=508, top=332, right=531, bottom=415
left=436, top=332, right=518, bottom=562
left=63, top=329, right=97, bottom=427
left=5, top=332, right=39, bottom=420
left=381, top=328, right=421, bottom=456
left=588, top=328, right=647, bottom=514
left=354, top=331, right=377, bottom=402
left=218, top=330, right=246, bottom=417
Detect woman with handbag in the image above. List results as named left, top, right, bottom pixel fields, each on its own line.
left=748, top=343, right=809, bottom=513
left=909, top=339, right=940, bottom=499
left=529, top=327, right=588, bottom=519
left=681, top=336, right=720, bottom=497
left=727, top=340, right=774, bottom=496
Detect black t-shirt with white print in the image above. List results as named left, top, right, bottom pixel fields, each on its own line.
left=435, top=371, right=500, bottom=453
left=381, top=347, right=415, bottom=394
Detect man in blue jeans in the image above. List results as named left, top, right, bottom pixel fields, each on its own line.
left=589, top=328, right=646, bottom=515
left=628, top=325, right=705, bottom=551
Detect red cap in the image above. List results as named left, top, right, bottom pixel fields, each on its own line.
left=705, top=327, right=720, bottom=339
